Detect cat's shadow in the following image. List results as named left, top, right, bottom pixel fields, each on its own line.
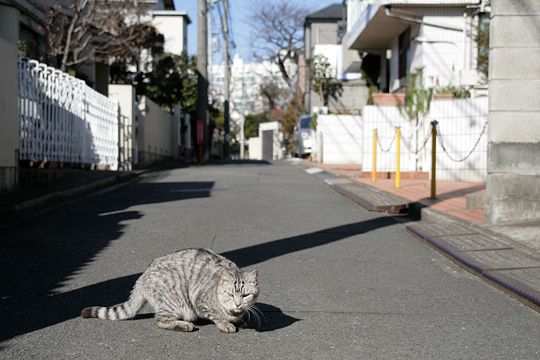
left=249, top=303, right=300, bottom=332
left=132, top=303, right=300, bottom=333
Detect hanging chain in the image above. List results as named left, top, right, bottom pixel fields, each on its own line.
left=416, top=129, right=432, bottom=154
left=436, top=120, right=488, bottom=162
left=400, top=126, right=432, bottom=154
left=377, top=132, right=396, bottom=152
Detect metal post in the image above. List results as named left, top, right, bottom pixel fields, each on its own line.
left=395, top=127, right=401, bottom=188
left=372, top=129, right=377, bottom=182
left=240, top=113, right=245, bottom=159
left=222, top=0, right=230, bottom=159
left=196, top=0, right=209, bottom=161
left=430, top=121, right=438, bottom=199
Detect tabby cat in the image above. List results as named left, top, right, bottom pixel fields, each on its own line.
left=81, top=248, right=259, bottom=333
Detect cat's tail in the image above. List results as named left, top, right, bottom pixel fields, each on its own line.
left=81, top=288, right=145, bottom=320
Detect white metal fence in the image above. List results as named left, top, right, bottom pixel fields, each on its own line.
left=18, top=58, right=119, bottom=169
left=363, top=97, right=488, bottom=181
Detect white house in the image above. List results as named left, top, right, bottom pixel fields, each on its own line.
left=303, top=3, right=368, bottom=114
left=346, top=0, right=490, bottom=92
left=151, top=0, right=191, bottom=55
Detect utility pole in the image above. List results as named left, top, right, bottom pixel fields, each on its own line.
left=196, top=0, right=209, bottom=162
left=222, top=0, right=230, bottom=159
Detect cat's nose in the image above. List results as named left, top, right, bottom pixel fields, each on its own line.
left=235, top=303, right=241, bottom=308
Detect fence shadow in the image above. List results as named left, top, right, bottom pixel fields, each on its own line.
left=0, top=179, right=214, bottom=345
left=0, top=211, right=404, bottom=344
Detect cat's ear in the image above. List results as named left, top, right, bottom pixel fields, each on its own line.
left=243, top=270, right=258, bottom=285
left=219, top=271, right=234, bottom=285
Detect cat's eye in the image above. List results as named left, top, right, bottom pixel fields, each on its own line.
left=242, top=294, right=251, bottom=298
left=227, top=293, right=234, bottom=298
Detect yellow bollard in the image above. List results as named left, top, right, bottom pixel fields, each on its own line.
left=372, top=129, right=377, bottom=181
left=430, top=121, right=438, bottom=199
left=395, top=127, right=401, bottom=188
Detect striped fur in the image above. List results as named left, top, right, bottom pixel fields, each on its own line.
left=81, top=248, right=259, bottom=333
left=81, top=287, right=145, bottom=320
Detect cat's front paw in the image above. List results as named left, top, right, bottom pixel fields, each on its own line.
left=216, top=322, right=237, bottom=333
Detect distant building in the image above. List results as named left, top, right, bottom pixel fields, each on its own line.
left=151, top=0, right=191, bottom=55
left=304, top=3, right=368, bottom=114
left=210, top=55, right=288, bottom=120
left=346, top=0, right=489, bottom=92
left=0, top=1, right=51, bottom=64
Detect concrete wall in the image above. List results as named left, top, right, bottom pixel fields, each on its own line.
left=487, top=0, right=540, bottom=224
left=109, top=84, right=137, bottom=168
left=248, top=137, right=262, bottom=160
left=316, top=115, right=363, bottom=164
left=138, top=96, right=175, bottom=164
left=109, top=87, right=180, bottom=167
left=363, top=98, right=488, bottom=182
left=328, top=79, right=368, bottom=114
left=0, top=6, right=19, bottom=192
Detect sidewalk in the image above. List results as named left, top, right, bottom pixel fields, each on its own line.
left=0, top=160, right=185, bottom=221
left=316, top=163, right=486, bottom=223
left=300, top=161, right=540, bottom=308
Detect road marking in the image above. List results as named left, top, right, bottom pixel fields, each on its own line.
left=305, top=167, right=323, bottom=174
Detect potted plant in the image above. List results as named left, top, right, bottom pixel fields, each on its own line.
left=371, top=92, right=405, bottom=106
left=433, top=85, right=471, bottom=100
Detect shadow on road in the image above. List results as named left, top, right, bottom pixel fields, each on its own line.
left=0, top=170, right=407, bottom=345
left=221, top=216, right=406, bottom=268
left=252, top=303, right=301, bottom=332
left=0, top=178, right=214, bottom=345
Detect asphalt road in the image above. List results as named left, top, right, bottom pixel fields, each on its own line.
left=1, top=161, right=538, bottom=359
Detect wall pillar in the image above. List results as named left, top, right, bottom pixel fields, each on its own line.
left=487, top=0, right=540, bottom=224
left=0, top=4, right=20, bottom=192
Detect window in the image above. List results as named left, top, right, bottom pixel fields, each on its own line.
left=398, top=27, right=411, bottom=80
left=299, top=116, right=312, bottom=129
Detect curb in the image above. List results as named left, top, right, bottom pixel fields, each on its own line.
left=0, top=172, right=137, bottom=218
left=0, top=160, right=190, bottom=219
left=329, top=184, right=408, bottom=214
left=407, top=224, right=540, bottom=307
left=302, top=165, right=409, bottom=215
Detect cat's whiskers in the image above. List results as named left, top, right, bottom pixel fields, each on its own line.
left=247, top=304, right=264, bottom=328
left=251, top=304, right=264, bottom=319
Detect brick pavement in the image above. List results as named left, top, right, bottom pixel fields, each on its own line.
left=313, top=162, right=486, bottom=224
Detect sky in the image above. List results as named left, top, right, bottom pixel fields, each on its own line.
left=173, top=0, right=340, bottom=63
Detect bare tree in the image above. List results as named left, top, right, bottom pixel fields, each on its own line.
left=259, top=80, right=285, bottom=110
left=248, top=0, right=310, bottom=87
left=46, top=0, right=158, bottom=72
